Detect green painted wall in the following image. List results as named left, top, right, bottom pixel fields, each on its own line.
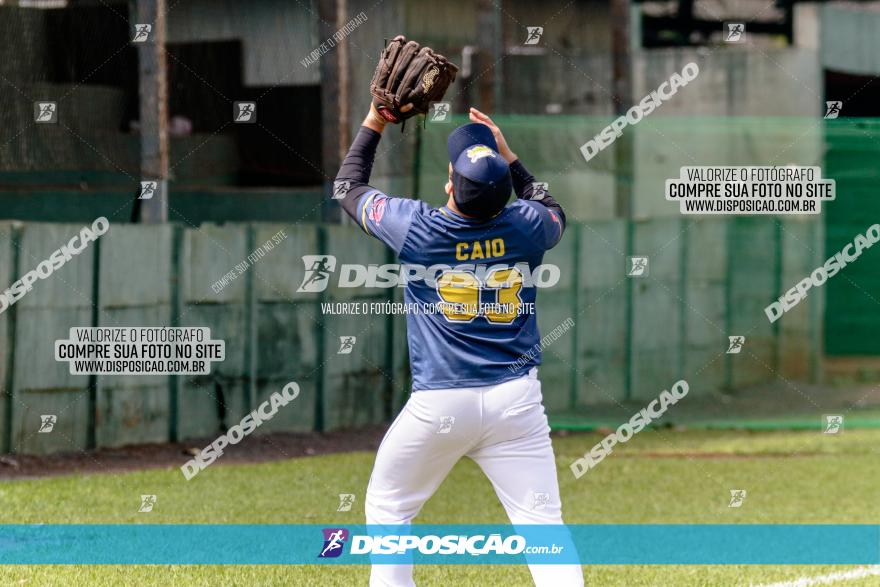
left=824, top=119, right=880, bottom=355
left=0, top=189, right=323, bottom=224
left=0, top=217, right=820, bottom=455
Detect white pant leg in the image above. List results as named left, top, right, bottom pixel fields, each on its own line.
left=366, top=389, right=480, bottom=587
left=467, top=374, right=584, bottom=587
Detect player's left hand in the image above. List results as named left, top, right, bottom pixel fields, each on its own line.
left=370, top=35, right=458, bottom=124
left=469, top=107, right=517, bottom=163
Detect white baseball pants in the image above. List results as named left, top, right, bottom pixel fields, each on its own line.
left=365, top=368, right=584, bottom=586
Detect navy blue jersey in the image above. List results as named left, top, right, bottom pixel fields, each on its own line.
left=356, top=191, right=564, bottom=390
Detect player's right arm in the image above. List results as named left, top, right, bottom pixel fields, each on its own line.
left=469, top=108, right=566, bottom=250
left=333, top=104, right=388, bottom=222
left=333, top=104, right=422, bottom=254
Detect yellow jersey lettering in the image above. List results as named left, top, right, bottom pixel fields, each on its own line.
left=454, top=238, right=506, bottom=261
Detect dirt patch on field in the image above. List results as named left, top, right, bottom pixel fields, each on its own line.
left=0, top=426, right=389, bottom=480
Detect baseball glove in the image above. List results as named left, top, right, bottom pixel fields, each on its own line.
left=370, top=35, right=458, bottom=124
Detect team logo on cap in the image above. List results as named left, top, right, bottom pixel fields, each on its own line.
left=465, top=145, right=495, bottom=163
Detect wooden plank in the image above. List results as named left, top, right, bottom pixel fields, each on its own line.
left=136, top=0, right=170, bottom=223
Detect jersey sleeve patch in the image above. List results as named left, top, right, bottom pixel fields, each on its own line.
left=514, top=199, right=564, bottom=251
left=357, top=190, right=420, bottom=254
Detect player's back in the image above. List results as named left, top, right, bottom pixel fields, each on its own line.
left=361, top=193, right=563, bottom=390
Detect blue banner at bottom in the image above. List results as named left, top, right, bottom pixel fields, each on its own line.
left=0, top=524, right=877, bottom=565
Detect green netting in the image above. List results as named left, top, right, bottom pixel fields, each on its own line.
left=823, top=119, right=880, bottom=354
left=415, top=115, right=880, bottom=431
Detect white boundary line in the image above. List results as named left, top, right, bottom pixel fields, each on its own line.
left=754, top=566, right=880, bottom=587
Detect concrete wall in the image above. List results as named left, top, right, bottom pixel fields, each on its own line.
left=821, top=2, right=880, bottom=75
left=168, top=0, right=321, bottom=86
left=635, top=48, right=822, bottom=117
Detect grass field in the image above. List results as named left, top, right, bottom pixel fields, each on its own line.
left=1, top=427, right=878, bottom=586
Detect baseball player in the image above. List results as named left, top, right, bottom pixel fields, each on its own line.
left=333, top=102, right=583, bottom=586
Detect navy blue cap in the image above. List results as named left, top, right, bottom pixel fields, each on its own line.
left=447, top=123, right=511, bottom=219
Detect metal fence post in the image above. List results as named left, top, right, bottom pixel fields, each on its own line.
left=86, top=228, right=101, bottom=450
left=168, top=224, right=183, bottom=442
left=2, top=224, right=21, bottom=454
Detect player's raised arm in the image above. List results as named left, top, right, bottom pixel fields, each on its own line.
left=333, top=37, right=459, bottom=255
left=334, top=36, right=457, bottom=226
left=332, top=106, right=423, bottom=255
left=332, top=104, right=389, bottom=222
left=469, top=107, right=567, bottom=248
